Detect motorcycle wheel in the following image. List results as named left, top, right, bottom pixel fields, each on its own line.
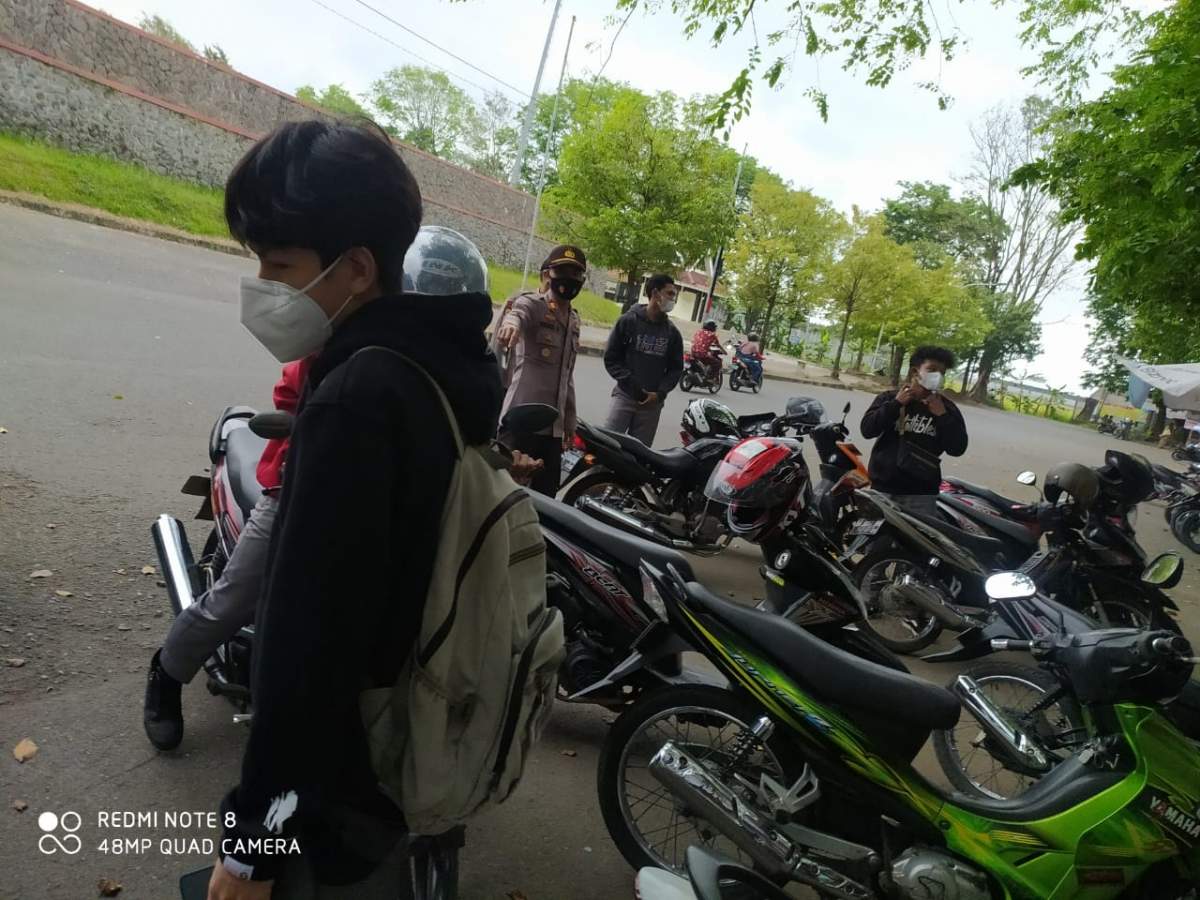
left=1173, top=449, right=1188, bottom=462
left=597, top=683, right=799, bottom=875
left=933, top=662, right=1083, bottom=800
left=1174, top=510, right=1200, bottom=554
left=680, top=372, right=695, bottom=393
left=750, top=381, right=760, bottom=394
left=561, top=469, right=639, bottom=510
left=1088, top=588, right=1183, bottom=634
left=852, top=545, right=942, bottom=654
left=707, top=378, right=720, bottom=395
left=729, top=371, right=740, bottom=392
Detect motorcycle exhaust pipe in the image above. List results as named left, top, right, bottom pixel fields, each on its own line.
left=151, top=515, right=196, bottom=616
left=884, top=577, right=979, bottom=629
left=951, top=675, right=1052, bottom=774
left=575, top=497, right=697, bottom=552
left=649, top=742, right=872, bottom=900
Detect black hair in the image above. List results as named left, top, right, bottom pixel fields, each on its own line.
left=909, top=345, right=957, bottom=370
left=747, top=333, right=760, bottom=343
left=225, top=120, right=422, bottom=293
left=645, top=273, right=675, bottom=298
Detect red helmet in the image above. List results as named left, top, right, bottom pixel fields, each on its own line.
left=704, top=437, right=808, bottom=540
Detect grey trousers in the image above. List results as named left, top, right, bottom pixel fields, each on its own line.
left=604, top=388, right=665, bottom=447
left=159, top=493, right=277, bottom=683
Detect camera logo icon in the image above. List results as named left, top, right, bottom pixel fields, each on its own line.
left=38, top=811, right=82, bottom=855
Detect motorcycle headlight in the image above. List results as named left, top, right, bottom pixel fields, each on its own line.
left=640, top=566, right=669, bottom=622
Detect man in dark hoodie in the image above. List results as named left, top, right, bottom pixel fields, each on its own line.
left=603, top=273, right=685, bottom=447
left=860, top=345, right=969, bottom=516
left=207, top=120, right=503, bottom=899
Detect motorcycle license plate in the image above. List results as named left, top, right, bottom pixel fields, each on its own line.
left=848, top=518, right=882, bottom=536
left=561, top=449, right=583, bottom=480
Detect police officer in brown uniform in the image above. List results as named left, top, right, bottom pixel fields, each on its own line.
left=495, top=245, right=587, bottom=495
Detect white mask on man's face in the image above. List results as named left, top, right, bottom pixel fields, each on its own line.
left=239, top=256, right=351, bottom=363
left=660, top=297, right=677, bottom=314
left=918, top=370, right=945, bottom=392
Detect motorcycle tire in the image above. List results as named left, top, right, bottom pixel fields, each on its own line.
left=597, top=683, right=801, bottom=874
left=729, top=371, right=740, bottom=392
left=751, top=381, right=760, bottom=394
left=852, top=544, right=942, bottom=654
left=1173, top=449, right=1188, bottom=462
left=707, top=378, right=720, bottom=395
left=1088, top=587, right=1184, bottom=635
left=680, top=372, right=695, bottom=393
left=933, top=661, right=1083, bottom=801
left=561, top=468, right=639, bottom=509
left=1172, top=509, right=1200, bottom=554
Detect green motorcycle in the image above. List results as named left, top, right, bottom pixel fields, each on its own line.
left=598, top=564, right=1200, bottom=899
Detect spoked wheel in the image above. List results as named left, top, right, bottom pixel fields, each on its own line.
left=1087, top=587, right=1183, bottom=634
left=853, top=546, right=941, bottom=654
left=680, top=372, right=695, bottom=393
left=598, top=684, right=793, bottom=875
left=933, top=662, right=1083, bottom=800
left=561, top=469, right=640, bottom=509
left=1173, top=510, right=1200, bottom=553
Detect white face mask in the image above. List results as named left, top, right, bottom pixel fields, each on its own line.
left=239, top=256, right=352, bottom=363
left=918, top=370, right=945, bottom=392
left=660, top=297, right=677, bottom=314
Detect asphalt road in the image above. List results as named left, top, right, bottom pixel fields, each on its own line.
left=1, top=204, right=1197, bottom=900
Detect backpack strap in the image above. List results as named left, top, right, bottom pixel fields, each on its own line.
left=350, top=345, right=464, bottom=457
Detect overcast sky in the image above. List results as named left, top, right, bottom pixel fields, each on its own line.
left=97, top=0, right=1097, bottom=391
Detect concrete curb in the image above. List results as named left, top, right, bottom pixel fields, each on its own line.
left=0, top=190, right=249, bottom=258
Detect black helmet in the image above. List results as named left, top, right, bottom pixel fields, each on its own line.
left=1097, top=449, right=1155, bottom=505
left=682, top=398, right=740, bottom=441
left=703, top=320, right=718, bottom=332
left=786, top=396, right=826, bottom=426
left=402, top=225, right=488, bottom=295
left=1044, top=462, right=1100, bottom=509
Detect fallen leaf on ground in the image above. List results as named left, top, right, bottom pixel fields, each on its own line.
left=141, top=566, right=156, bottom=576
left=98, top=877, right=123, bottom=896
left=45, top=524, right=57, bottom=530
left=5, top=659, right=26, bottom=668
left=113, top=569, right=126, bottom=575
left=13, top=799, right=28, bottom=811
left=560, top=749, right=577, bottom=758
left=0, top=427, right=7, bottom=434
left=112, top=394, right=123, bottom=401
left=116, top=625, right=131, bottom=632
left=29, top=570, right=52, bottom=579
left=54, top=590, right=73, bottom=599
left=13, top=739, right=38, bottom=762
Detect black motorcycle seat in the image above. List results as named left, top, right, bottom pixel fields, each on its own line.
left=224, top=424, right=268, bottom=522
left=680, top=579, right=960, bottom=732
left=942, top=755, right=1124, bottom=822
left=938, top=495, right=1041, bottom=550
left=596, top=427, right=699, bottom=477
left=529, top=492, right=696, bottom=582
left=944, top=478, right=1039, bottom=522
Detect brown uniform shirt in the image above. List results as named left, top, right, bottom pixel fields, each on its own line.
left=499, top=290, right=580, bottom=438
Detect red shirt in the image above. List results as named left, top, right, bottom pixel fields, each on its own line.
left=691, top=330, right=720, bottom=355
left=255, top=355, right=314, bottom=490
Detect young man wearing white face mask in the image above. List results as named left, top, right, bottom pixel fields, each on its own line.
left=860, top=345, right=969, bottom=516
left=602, top=273, right=685, bottom=446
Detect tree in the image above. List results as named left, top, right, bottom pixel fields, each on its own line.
left=824, top=214, right=923, bottom=380
left=203, top=44, right=230, bottom=66
left=724, top=171, right=846, bottom=350
left=882, top=181, right=1003, bottom=275
left=961, top=99, right=1078, bottom=401
left=547, top=88, right=741, bottom=312
left=1017, top=0, right=1200, bottom=416
left=514, top=77, right=628, bottom=192
left=605, top=0, right=1158, bottom=127
left=137, top=13, right=196, bottom=52
left=295, top=84, right=371, bottom=120
left=367, top=66, right=477, bottom=158
left=466, top=92, right=519, bottom=182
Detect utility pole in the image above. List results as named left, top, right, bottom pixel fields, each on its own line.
left=703, top=144, right=748, bottom=321
left=508, top=0, right=563, bottom=187
left=520, top=15, right=576, bottom=291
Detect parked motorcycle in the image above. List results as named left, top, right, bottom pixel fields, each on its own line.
left=1173, top=443, right=1200, bottom=463
left=636, top=846, right=791, bottom=900
left=598, top=558, right=1200, bottom=898
left=1116, top=417, right=1134, bottom=440
left=1168, top=491, right=1200, bottom=554
left=679, top=346, right=725, bottom=394
left=1097, top=414, right=1117, bottom=435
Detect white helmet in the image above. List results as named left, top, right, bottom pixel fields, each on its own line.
left=402, top=225, right=489, bottom=295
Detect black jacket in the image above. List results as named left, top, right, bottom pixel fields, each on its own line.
left=860, top=390, right=968, bottom=495
left=220, top=293, right=503, bottom=884
left=603, top=305, right=684, bottom=400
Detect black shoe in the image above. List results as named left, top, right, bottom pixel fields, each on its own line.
left=143, top=649, right=183, bottom=751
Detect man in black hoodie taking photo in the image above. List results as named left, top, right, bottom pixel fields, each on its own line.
left=602, top=273, right=685, bottom=447
left=860, top=345, right=969, bottom=516
left=206, top=120, right=505, bottom=899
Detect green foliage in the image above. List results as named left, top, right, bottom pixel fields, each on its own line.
left=367, top=66, right=478, bottom=158
left=1020, top=0, right=1200, bottom=390
left=724, top=171, right=846, bottom=350
left=515, top=77, right=629, bottom=192
left=0, top=132, right=226, bottom=235
left=466, top=92, right=519, bottom=182
left=487, top=266, right=618, bottom=326
left=882, top=181, right=1004, bottom=276
left=202, top=44, right=230, bottom=66
left=295, top=83, right=371, bottom=120
left=612, top=0, right=1156, bottom=127
left=137, top=13, right=195, bottom=52
left=547, top=88, right=741, bottom=304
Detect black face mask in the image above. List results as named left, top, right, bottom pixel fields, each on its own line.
left=550, top=278, right=583, bottom=302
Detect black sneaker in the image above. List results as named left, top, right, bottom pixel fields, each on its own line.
left=143, top=649, right=183, bottom=751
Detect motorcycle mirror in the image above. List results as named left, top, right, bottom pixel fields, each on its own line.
left=843, top=402, right=851, bottom=415
left=1143, top=552, right=1184, bottom=589
left=502, top=403, right=559, bottom=437
left=248, top=411, right=294, bottom=440
left=984, top=572, right=1037, bottom=601
left=1016, top=471, right=1038, bottom=486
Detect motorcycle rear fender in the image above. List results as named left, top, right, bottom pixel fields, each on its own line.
left=566, top=621, right=723, bottom=700
left=578, top=443, right=655, bottom=484
left=181, top=474, right=214, bottom=521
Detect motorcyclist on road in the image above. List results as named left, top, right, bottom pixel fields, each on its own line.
left=690, top=319, right=722, bottom=382
left=735, top=333, right=764, bottom=384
